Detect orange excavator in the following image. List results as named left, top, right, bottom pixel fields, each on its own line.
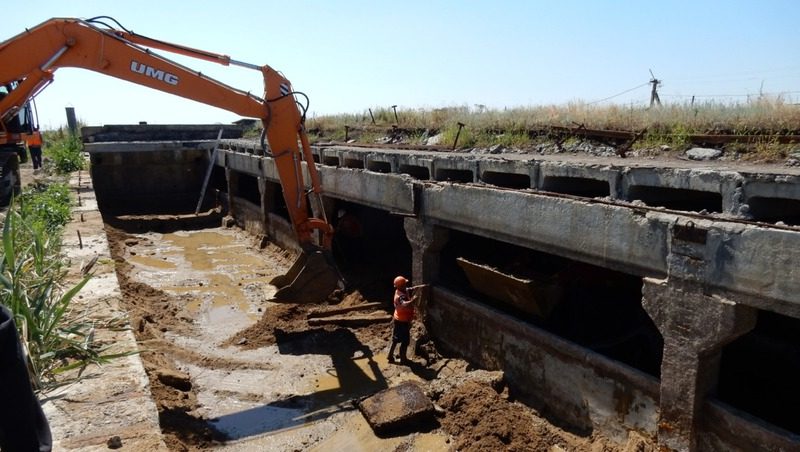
left=0, top=16, right=340, bottom=302
left=0, top=82, right=40, bottom=204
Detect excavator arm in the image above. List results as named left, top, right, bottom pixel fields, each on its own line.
left=0, top=17, right=339, bottom=301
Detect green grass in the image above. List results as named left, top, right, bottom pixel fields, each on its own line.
left=0, top=183, right=128, bottom=389
left=18, top=183, right=72, bottom=234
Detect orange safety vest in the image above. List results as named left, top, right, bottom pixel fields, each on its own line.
left=393, top=289, right=414, bottom=322
left=27, top=133, right=42, bottom=147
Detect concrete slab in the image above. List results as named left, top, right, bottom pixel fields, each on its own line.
left=358, top=381, right=434, bottom=435
left=456, top=257, right=562, bottom=318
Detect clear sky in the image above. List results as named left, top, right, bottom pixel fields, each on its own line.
left=4, top=0, right=799, bottom=129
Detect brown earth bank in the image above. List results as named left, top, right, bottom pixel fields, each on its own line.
left=104, top=219, right=659, bottom=451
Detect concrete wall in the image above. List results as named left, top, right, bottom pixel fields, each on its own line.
left=86, top=143, right=213, bottom=213
left=429, top=288, right=660, bottom=443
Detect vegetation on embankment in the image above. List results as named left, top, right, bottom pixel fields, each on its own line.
left=303, top=98, right=800, bottom=161
left=0, top=133, right=117, bottom=390
left=42, top=128, right=85, bottom=174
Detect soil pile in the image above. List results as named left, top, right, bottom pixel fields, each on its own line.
left=224, top=289, right=394, bottom=351
left=436, top=380, right=656, bottom=452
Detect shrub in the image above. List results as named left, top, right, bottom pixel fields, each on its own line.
left=45, top=134, right=85, bottom=174
left=18, top=183, right=72, bottom=234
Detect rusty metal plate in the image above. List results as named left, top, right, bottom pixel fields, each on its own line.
left=456, top=257, right=562, bottom=319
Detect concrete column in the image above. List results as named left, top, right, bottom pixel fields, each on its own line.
left=257, top=178, right=271, bottom=228
left=225, top=168, right=238, bottom=219
left=643, top=278, right=756, bottom=451
left=403, top=218, right=448, bottom=286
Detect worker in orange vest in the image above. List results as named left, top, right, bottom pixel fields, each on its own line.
left=388, top=275, right=414, bottom=364
left=27, top=128, right=43, bottom=171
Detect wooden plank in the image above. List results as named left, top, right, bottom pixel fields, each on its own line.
left=306, top=302, right=385, bottom=319
left=307, top=314, right=392, bottom=327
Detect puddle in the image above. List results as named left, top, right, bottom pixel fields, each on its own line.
left=128, top=255, right=176, bottom=269
left=164, top=231, right=263, bottom=272
left=210, top=405, right=309, bottom=440
left=314, top=354, right=390, bottom=392
left=127, top=229, right=274, bottom=322
left=308, top=411, right=449, bottom=452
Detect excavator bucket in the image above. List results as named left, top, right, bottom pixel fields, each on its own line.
left=269, top=250, right=341, bottom=303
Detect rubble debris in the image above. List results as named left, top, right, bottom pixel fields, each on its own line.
left=106, top=435, right=123, bottom=449
left=358, top=381, right=435, bottom=435
left=686, top=147, right=723, bottom=160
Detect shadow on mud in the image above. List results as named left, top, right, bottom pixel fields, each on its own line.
left=210, top=328, right=388, bottom=441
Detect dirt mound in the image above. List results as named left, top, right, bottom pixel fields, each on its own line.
left=222, top=303, right=312, bottom=349
left=224, top=290, right=394, bottom=351
left=439, top=380, right=557, bottom=451
left=437, top=380, right=634, bottom=452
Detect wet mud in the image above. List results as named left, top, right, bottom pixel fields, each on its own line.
left=105, top=218, right=657, bottom=451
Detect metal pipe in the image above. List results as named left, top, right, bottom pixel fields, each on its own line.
left=229, top=59, right=262, bottom=71
left=41, top=46, right=70, bottom=71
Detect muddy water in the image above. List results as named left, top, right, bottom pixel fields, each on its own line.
left=123, top=227, right=449, bottom=450
left=131, top=229, right=273, bottom=322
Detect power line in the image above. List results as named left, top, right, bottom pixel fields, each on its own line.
left=586, top=82, right=650, bottom=105
left=661, top=90, right=800, bottom=98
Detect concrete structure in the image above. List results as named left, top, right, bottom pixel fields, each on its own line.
left=43, top=171, right=166, bottom=451
left=84, top=130, right=800, bottom=451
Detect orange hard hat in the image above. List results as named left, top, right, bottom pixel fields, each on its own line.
left=393, top=276, right=408, bottom=289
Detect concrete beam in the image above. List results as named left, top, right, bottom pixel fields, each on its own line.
left=422, top=183, right=669, bottom=277
left=85, top=141, right=215, bottom=153
left=318, top=167, right=416, bottom=213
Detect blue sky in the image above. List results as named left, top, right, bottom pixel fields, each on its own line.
left=4, top=0, right=799, bottom=128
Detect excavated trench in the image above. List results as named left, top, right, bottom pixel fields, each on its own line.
left=99, top=205, right=653, bottom=451
left=102, top=211, right=410, bottom=450
left=83, top=125, right=800, bottom=450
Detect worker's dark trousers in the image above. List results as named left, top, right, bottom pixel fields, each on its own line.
left=389, top=320, right=411, bottom=360
left=0, top=305, right=52, bottom=452
left=29, top=146, right=42, bottom=170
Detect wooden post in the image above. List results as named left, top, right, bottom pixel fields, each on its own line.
left=65, top=107, right=78, bottom=135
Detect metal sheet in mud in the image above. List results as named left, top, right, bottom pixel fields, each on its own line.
left=456, top=257, right=561, bottom=318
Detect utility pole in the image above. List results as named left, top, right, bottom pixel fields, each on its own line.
left=649, top=69, right=661, bottom=108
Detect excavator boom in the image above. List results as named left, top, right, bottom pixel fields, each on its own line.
left=0, top=17, right=339, bottom=302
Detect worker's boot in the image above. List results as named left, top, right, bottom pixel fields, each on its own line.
left=387, top=343, right=397, bottom=363
left=399, top=344, right=410, bottom=364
